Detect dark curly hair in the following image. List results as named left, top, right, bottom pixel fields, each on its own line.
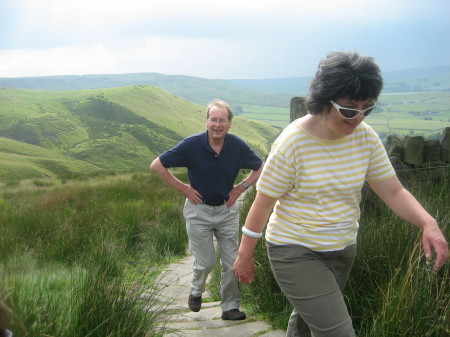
left=306, top=51, right=383, bottom=115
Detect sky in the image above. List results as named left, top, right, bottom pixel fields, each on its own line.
left=1, top=0, right=449, bottom=79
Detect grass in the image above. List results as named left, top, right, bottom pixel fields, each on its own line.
left=1, top=165, right=448, bottom=336
left=1, top=70, right=448, bottom=335
left=0, top=171, right=189, bottom=336
left=208, top=168, right=450, bottom=336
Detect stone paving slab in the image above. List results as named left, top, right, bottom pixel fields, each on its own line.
left=259, top=331, right=286, bottom=337
left=150, top=253, right=286, bottom=337
left=161, top=299, right=221, bottom=313
left=164, top=321, right=278, bottom=337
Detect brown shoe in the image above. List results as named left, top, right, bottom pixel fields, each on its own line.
left=221, top=309, right=246, bottom=320
left=188, top=294, right=202, bottom=312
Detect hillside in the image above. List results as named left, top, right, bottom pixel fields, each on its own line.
left=382, top=65, right=450, bottom=93
left=1, top=66, right=448, bottom=183
left=0, top=73, right=292, bottom=108
left=0, top=86, right=280, bottom=183
left=229, top=65, right=450, bottom=95
left=1, top=66, right=448, bottom=131
left=1, top=66, right=448, bottom=106
left=0, top=137, right=103, bottom=182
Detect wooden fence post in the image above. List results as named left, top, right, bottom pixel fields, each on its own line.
left=290, top=97, right=307, bottom=123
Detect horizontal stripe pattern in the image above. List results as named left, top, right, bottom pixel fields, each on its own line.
left=257, top=120, right=395, bottom=251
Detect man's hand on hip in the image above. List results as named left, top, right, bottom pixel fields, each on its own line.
left=227, top=184, right=245, bottom=207
left=182, top=184, right=203, bottom=204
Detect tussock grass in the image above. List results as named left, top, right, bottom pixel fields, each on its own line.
left=0, top=171, right=189, bottom=336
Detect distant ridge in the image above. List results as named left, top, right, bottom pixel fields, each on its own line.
left=0, top=73, right=292, bottom=108
left=1, top=65, right=449, bottom=109
left=229, top=65, right=450, bottom=95
left=228, top=76, right=311, bottom=96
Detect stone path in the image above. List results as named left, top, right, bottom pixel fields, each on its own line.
left=148, top=254, right=286, bottom=337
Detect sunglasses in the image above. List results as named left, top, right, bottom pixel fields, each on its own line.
left=330, top=100, right=376, bottom=119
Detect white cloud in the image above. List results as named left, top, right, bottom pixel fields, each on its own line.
left=0, top=45, right=117, bottom=77
left=20, top=0, right=428, bottom=30
left=1, top=34, right=320, bottom=79
left=1, top=0, right=449, bottom=78
left=0, top=37, right=249, bottom=78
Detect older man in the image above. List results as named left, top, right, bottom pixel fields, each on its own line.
left=150, top=99, right=264, bottom=320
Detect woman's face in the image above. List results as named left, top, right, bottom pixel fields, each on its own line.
left=326, top=97, right=376, bottom=137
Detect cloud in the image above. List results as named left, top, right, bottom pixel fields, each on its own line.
left=0, top=37, right=248, bottom=78
left=0, top=45, right=117, bottom=77
left=18, top=0, right=442, bottom=34
left=1, top=0, right=449, bottom=78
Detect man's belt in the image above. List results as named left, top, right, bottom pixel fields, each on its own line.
left=202, top=199, right=226, bottom=206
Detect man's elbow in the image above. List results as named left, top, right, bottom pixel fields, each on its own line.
left=256, top=162, right=265, bottom=174
left=150, top=157, right=161, bottom=172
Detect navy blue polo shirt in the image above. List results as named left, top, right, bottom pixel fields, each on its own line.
left=159, top=131, right=263, bottom=203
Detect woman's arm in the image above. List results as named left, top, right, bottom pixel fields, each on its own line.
left=233, top=192, right=278, bottom=283
left=369, top=175, right=448, bottom=271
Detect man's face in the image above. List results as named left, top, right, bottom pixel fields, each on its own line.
left=206, top=106, right=232, bottom=141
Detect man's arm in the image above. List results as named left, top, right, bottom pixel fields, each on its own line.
left=243, top=162, right=264, bottom=187
left=227, top=162, right=264, bottom=207
left=150, top=157, right=203, bottom=204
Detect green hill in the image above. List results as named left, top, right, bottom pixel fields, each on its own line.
left=1, top=66, right=449, bottom=102
left=0, top=73, right=292, bottom=108
left=0, top=86, right=280, bottom=183
left=0, top=137, right=103, bottom=182
left=2, top=66, right=448, bottom=131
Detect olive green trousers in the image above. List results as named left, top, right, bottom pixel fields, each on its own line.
left=267, top=243, right=357, bottom=337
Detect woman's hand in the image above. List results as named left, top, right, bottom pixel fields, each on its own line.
left=370, top=177, right=448, bottom=271
left=422, top=223, right=448, bottom=271
left=233, top=255, right=256, bottom=284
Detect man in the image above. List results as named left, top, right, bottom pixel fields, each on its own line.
left=150, top=99, right=264, bottom=320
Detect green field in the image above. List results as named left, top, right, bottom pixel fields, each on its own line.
left=240, top=92, right=450, bottom=139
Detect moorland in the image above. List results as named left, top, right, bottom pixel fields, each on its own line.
left=1, top=65, right=449, bottom=185
left=0, top=66, right=449, bottom=336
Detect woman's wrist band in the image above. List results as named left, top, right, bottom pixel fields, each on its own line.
left=242, top=226, right=263, bottom=239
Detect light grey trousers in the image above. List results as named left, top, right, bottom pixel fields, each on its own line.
left=183, top=199, right=241, bottom=311
left=267, top=243, right=357, bottom=337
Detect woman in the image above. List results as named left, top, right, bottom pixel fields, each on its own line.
left=233, top=51, right=448, bottom=337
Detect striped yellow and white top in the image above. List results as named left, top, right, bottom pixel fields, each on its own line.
left=257, top=119, right=395, bottom=252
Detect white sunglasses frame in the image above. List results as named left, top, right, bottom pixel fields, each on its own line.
left=330, top=100, right=377, bottom=119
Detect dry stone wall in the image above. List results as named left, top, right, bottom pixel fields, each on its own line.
left=385, top=127, right=450, bottom=181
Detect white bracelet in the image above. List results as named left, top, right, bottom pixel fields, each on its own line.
left=242, top=226, right=263, bottom=239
